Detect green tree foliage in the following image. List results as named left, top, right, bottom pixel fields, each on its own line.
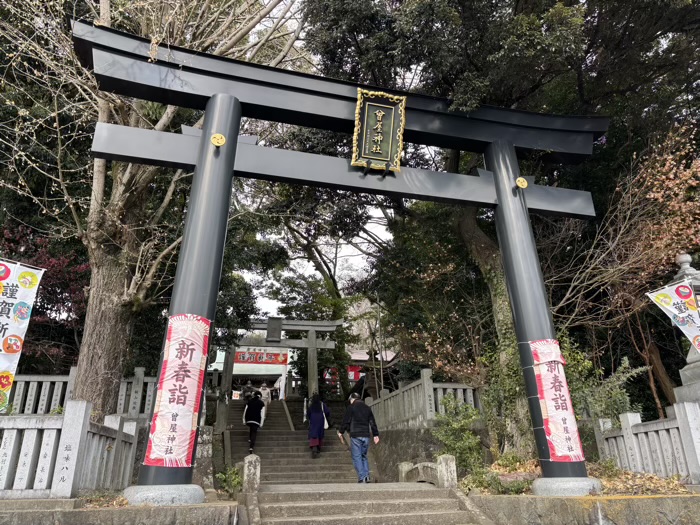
left=301, top=0, right=700, bottom=437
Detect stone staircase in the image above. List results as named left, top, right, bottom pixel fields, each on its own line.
left=255, top=483, right=478, bottom=525
left=227, top=400, right=357, bottom=484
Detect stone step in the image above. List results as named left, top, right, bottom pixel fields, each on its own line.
left=234, top=443, right=349, bottom=452
left=260, top=498, right=459, bottom=519
left=257, top=483, right=447, bottom=503
left=255, top=456, right=354, bottom=467
left=229, top=433, right=311, bottom=441
left=262, top=471, right=357, bottom=482
left=260, top=478, right=359, bottom=485
left=261, top=510, right=474, bottom=525
left=229, top=440, right=345, bottom=449
left=263, top=463, right=355, bottom=474
left=231, top=451, right=350, bottom=461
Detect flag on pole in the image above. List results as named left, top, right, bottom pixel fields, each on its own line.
left=647, top=280, right=700, bottom=353
left=0, top=259, right=45, bottom=413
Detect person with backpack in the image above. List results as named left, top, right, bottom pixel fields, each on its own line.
left=242, top=391, right=266, bottom=454
left=338, top=393, right=380, bottom=483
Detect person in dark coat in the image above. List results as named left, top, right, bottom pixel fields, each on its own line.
left=338, top=392, right=379, bottom=482
left=243, top=391, right=266, bottom=454
left=307, top=394, right=331, bottom=458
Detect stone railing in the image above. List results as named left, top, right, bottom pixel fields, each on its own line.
left=367, top=369, right=478, bottom=430
left=398, top=454, right=458, bottom=488
left=0, top=400, right=137, bottom=499
left=597, top=403, right=700, bottom=484
left=10, top=367, right=155, bottom=419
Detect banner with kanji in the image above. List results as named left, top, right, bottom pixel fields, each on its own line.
left=234, top=350, right=288, bottom=365
left=144, top=314, right=210, bottom=467
left=0, top=260, right=45, bottom=413
left=530, top=339, right=585, bottom=462
left=647, top=280, right=700, bottom=353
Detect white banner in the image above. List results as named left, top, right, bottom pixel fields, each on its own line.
left=530, top=339, right=585, bottom=462
left=144, top=314, right=210, bottom=468
left=647, top=280, right=700, bottom=353
left=0, top=260, right=45, bottom=412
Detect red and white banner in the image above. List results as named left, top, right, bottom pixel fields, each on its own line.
left=530, top=339, right=585, bottom=462
left=647, top=280, right=700, bottom=353
left=0, top=260, right=44, bottom=414
left=348, top=365, right=362, bottom=382
left=234, top=350, right=288, bottom=365
left=144, top=314, right=210, bottom=467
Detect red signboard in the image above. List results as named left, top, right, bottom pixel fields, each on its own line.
left=234, top=351, right=288, bottom=365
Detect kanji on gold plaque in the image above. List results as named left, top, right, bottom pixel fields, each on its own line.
left=351, top=88, right=407, bottom=173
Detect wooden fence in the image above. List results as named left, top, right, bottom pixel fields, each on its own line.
left=597, top=402, right=700, bottom=484
left=9, top=367, right=155, bottom=419
left=0, top=400, right=137, bottom=498
left=367, top=369, right=478, bottom=430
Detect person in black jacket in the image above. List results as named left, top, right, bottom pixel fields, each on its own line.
left=338, top=392, right=380, bottom=482
left=243, top=391, right=266, bottom=454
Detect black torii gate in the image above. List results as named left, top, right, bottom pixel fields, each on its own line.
left=72, top=20, right=608, bottom=501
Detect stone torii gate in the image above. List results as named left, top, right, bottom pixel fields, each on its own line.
left=213, top=317, right=343, bottom=433
left=242, top=318, right=344, bottom=399
left=72, top=20, right=608, bottom=503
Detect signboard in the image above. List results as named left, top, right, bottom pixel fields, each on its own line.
left=647, top=280, right=700, bottom=353
left=351, top=88, right=407, bottom=173
left=530, top=339, right=585, bottom=462
left=144, top=314, right=210, bottom=467
left=0, top=260, right=45, bottom=413
left=235, top=350, right=288, bottom=365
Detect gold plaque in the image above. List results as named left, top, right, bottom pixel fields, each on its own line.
left=211, top=133, right=226, bottom=147
left=351, top=88, right=407, bottom=173
left=516, top=177, right=528, bottom=189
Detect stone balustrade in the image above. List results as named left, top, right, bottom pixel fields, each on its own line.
left=0, top=400, right=137, bottom=499
left=10, top=367, right=155, bottom=419
left=597, top=402, right=700, bottom=484
left=367, top=369, right=478, bottom=430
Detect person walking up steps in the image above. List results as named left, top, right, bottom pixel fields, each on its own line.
left=307, top=394, right=331, bottom=458
left=338, top=392, right=379, bottom=483
left=243, top=391, right=265, bottom=454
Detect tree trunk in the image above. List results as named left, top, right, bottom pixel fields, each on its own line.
left=73, top=250, right=133, bottom=419
left=457, top=207, right=516, bottom=348
left=647, top=338, right=677, bottom=405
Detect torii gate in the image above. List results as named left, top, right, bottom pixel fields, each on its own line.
left=72, top=20, right=608, bottom=502
left=241, top=318, right=343, bottom=397
left=213, top=317, right=342, bottom=433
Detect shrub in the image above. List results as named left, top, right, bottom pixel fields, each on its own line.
left=215, top=466, right=242, bottom=498
left=431, top=394, right=483, bottom=474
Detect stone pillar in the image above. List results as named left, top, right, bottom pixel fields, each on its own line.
left=50, top=400, right=91, bottom=498
left=437, top=455, right=458, bottom=489
left=594, top=418, right=612, bottom=460
left=672, top=253, right=700, bottom=403
left=420, top=369, right=435, bottom=422
left=307, top=329, right=318, bottom=397
left=398, top=462, right=412, bottom=482
left=242, top=454, right=261, bottom=493
left=673, top=402, right=700, bottom=484
left=619, top=412, right=643, bottom=472
left=128, top=367, right=145, bottom=418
